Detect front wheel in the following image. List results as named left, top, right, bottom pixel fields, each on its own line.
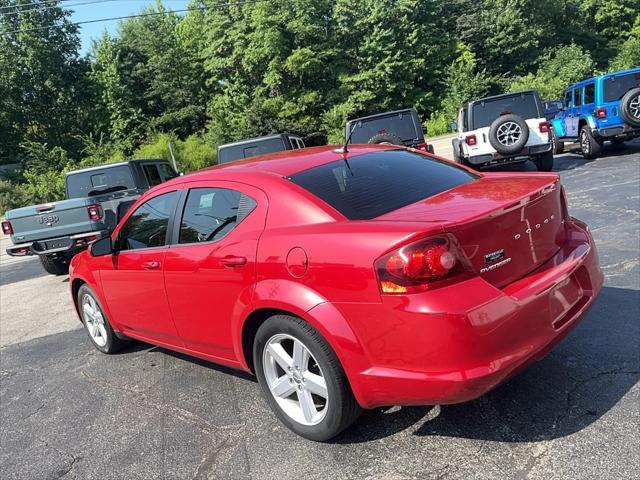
left=78, top=285, right=126, bottom=354
left=40, top=254, right=70, bottom=275
left=580, top=126, right=602, bottom=159
left=253, top=315, right=361, bottom=441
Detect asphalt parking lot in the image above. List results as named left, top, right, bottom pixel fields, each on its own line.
left=1, top=141, right=639, bottom=480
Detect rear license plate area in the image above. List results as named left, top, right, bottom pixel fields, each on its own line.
left=32, top=237, right=73, bottom=252
left=549, top=274, right=584, bottom=329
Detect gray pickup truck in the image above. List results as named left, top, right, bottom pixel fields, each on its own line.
left=1, top=159, right=178, bottom=275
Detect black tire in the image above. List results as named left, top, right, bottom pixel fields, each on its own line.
left=580, top=125, right=603, bottom=159
left=534, top=150, right=554, bottom=172
left=253, top=314, right=361, bottom=441
left=611, top=137, right=625, bottom=145
left=451, top=138, right=462, bottom=163
left=551, top=128, right=564, bottom=154
left=620, top=87, right=640, bottom=128
left=77, top=284, right=126, bottom=354
left=367, top=132, right=403, bottom=145
left=39, top=254, right=70, bottom=275
left=488, top=114, right=530, bottom=155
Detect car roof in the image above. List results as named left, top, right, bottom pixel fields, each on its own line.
left=66, top=158, right=168, bottom=176
left=347, top=108, right=418, bottom=124
left=218, top=133, right=300, bottom=149
left=162, top=144, right=396, bottom=187
left=463, top=90, right=538, bottom=110
left=566, top=67, right=640, bottom=89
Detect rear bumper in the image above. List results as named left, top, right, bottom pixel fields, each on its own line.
left=336, top=218, right=603, bottom=409
left=6, top=231, right=99, bottom=257
left=594, top=124, right=640, bottom=139
left=467, top=142, right=552, bottom=167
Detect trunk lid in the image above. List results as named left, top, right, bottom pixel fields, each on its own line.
left=376, top=173, right=565, bottom=288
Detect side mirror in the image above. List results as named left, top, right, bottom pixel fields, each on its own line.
left=450, top=122, right=458, bottom=132
left=90, top=236, right=114, bottom=257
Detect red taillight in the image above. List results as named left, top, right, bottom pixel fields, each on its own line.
left=539, top=121, right=550, bottom=133
left=87, top=205, right=103, bottom=221
left=1, top=220, right=13, bottom=235
left=596, top=108, right=607, bottom=119
left=375, top=235, right=474, bottom=294
left=465, top=134, right=477, bottom=146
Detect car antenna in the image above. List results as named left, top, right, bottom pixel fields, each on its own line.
left=340, top=120, right=360, bottom=154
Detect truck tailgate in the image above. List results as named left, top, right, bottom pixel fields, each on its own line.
left=6, top=198, right=96, bottom=243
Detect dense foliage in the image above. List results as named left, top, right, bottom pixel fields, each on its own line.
left=0, top=0, right=638, bottom=212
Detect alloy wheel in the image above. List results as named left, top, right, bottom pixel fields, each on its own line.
left=581, top=130, right=590, bottom=154
left=630, top=94, right=640, bottom=119
left=262, top=334, right=329, bottom=426
left=496, top=121, right=522, bottom=146
left=81, top=293, right=107, bottom=347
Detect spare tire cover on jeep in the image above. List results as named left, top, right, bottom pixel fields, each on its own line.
left=367, top=132, right=403, bottom=145
left=488, top=114, right=529, bottom=155
left=620, top=87, right=640, bottom=128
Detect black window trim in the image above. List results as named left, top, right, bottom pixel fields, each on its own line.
left=115, top=189, right=181, bottom=253
left=168, top=186, right=256, bottom=247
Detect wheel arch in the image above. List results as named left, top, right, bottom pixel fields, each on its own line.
left=71, top=278, right=87, bottom=321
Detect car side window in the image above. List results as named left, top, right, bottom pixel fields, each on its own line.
left=158, top=163, right=178, bottom=181
left=564, top=90, right=573, bottom=109
left=179, top=188, right=256, bottom=244
left=118, top=191, right=178, bottom=251
left=574, top=87, right=583, bottom=107
left=584, top=83, right=595, bottom=105
left=143, top=164, right=163, bottom=187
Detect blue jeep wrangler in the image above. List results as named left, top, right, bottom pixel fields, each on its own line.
left=550, top=68, right=640, bottom=159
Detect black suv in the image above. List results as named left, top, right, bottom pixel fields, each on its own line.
left=345, top=108, right=434, bottom=153
left=217, top=133, right=306, bottom=164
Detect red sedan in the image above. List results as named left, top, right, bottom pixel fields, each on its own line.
left=69, top=145, right=603, bottom=441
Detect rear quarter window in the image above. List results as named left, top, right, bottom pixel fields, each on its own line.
left=603, top=72, right=640, bottom=102
left=288, top=150, right=477, bottom=220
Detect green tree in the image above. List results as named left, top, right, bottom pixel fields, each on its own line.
left=509, top=44, right=596, bottom=100
left=610, top=16, right=640, bottom=70
left=0, top=0, right=98, bottom=165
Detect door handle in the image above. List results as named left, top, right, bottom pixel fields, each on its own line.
left=142, top=261, right=160, bottom=270
left=220, top=255, right=247, bottom=267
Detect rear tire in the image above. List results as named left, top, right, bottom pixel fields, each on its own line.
left=580, top=126, right=602, bottom=159
left=451, top=138, right=462, bottom=163
left=253, top=314, right=361, bottom=441
left=367, top=132, right=403, bottom=145
left=611, top=138, right=625, bottom=145
left=77, top=285, right=126, bottom=354
left=535, top=150, right=554, bottom=171
left=551, top=128, right=564, bottom=154
left=40, top=254, right=70, bottom=275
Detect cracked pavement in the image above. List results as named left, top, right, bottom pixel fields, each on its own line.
left=1, top=141, right=639, bottom=479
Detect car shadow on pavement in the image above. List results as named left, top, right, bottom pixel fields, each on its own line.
left=336, top=286, right=639, bottom=445
left=0, top=256, right=50, bottom=286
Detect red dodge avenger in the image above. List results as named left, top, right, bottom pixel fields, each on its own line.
left=70, top=145, right=603, bottom=441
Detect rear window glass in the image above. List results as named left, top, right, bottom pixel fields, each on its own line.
left=66, top=165, right=135, bottom=198
left=348, top=112, right=422, bottom=144
left=472, top=93, right=540, bottom=129
left=603, top=72, right=640, bottom=102
left=288, top=150, right=477, bottom=220
left=218, top=137, right=287, bottom=164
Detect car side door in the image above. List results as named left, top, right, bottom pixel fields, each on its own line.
left=162, top=181, right=268, bottom=363
left=97, top=186, right=183, bottom=345
left=562, top=89, right=577, bottom=138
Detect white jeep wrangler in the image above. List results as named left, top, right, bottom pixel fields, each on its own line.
left=451, top=90, right=554, bottom=171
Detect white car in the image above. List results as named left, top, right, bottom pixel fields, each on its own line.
left=451, top=90, right=554, bottom=171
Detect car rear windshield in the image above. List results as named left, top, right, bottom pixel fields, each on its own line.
left=218, top=137, right=287, bottom=164
left=603, top=72, right=640, bottom=102
left=288, top=150, right=477, bottom=220
left=66, top=165, right=135, bottom=199
left=472, top=92, right=540, bottom=129
left=348, top=112, right=421, bottom=144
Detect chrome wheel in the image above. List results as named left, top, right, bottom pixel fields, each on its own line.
left=496, top=121, right=522, bottom=146
left=262, top=334, right=328, bottom=426
left=581, top=130, right=590, bottom=154
left=81, top=293, right=107, bottom=347
left=630, top=94, right=640, bottom=119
